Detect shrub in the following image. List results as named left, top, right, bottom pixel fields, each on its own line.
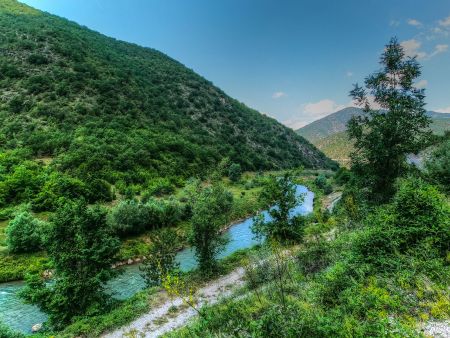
left=144, top=178, right=175, bottom=197
left=108, top=200, right=150, bottom=236
left=228, top=163, right=242, bottom=182
left=6, top=211, right=46, bottom=253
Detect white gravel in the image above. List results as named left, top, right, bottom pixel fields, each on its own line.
left=103, top=267, right=246, bottom=338
left=422, top=320, right=450, bottom=338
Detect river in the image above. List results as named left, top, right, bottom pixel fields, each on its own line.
left=0, top=185, right=314, bottom=334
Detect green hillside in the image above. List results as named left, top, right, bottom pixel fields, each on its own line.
left=0, top=0, right=335, bottom=209
left=313, top=119, right=449, bottom=166
left=296, top=107, right=363, bottom=142
left=297, top=107, right=449, bottom=166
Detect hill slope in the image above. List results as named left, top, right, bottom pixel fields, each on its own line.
left=297, top=108, right=449, bottom=166
left=0, top=1, right=335, bottom=188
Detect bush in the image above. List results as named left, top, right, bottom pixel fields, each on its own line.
left=6, top=211, right=46, bottom=253
left=228, top=163, right=242, bottom=182
left=108, top=198, right=184, bottom=236
left=352, top=177, right=449, bottom=270
left=0, top=321, right=25, bottom=338
left=108, top=200, right=150, bottom=236
left=144, top=178, right=175, bottom=197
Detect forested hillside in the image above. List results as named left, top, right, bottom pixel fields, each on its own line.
left=0, top=0, right=335, bottom=211
left=297, top=108, right=449, bottom=165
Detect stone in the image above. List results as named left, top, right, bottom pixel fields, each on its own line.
left=31, top=323, right=42, bottom=332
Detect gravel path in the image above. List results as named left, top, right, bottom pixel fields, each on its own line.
left=103, top=267, right=246, bottom=338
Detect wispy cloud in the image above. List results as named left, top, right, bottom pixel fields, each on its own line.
left=400, top=39, right=448, bottom=60
left=346, top=71, right=353, bottom=77
left=283, top=99, right=345, bottom=129
left=439, top=15, right=450, bottom=27
left=407, top=19, right=422, bottom=27
left=272, top=91, right=287, bottom=99
left=435, top=106, right=450, bottom=113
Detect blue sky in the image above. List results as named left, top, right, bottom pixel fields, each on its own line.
left=21, top=0, right=450, bottom=128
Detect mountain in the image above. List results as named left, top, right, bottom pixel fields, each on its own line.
left=0, top=1, right=335, bottom=189
left=296, top=107, right=363, bottom=143
left=296, top=107, right=449, bottom=166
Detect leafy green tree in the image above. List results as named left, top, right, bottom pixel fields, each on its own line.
left=425, top=138, right=450, bottom=192
left=6, top=210, right=46, bottom=253
left=189, top=183, right=233, bottom=275
left=252, top=173, right=305, bottom=241
left=348, top=37, right=431, bottom=202
left=140, top=228, right=180, bottom=286
left=20, top=201, right=120, bottom=328
left=228, top=163, right=242, bottom=182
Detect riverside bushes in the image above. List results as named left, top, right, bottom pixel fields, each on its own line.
left=107, top=198, right=184, bottom=236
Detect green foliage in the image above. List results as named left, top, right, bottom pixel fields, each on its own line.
left=20, top=200, right=120, bottom=328
left=334, top=167, right=351, bottom=185
left=0, top=321, right=25, bottom=338
left=144, top=177, right=176, bottom=197
left=140, top=228, right=180, bottom=287
left=228, top=163, right=242, bottom=182
left=108, top=198, right=184, bottom=236
left=425, top=138, right=450, bottom=192
left=0, top=0, right=335, bottom=216
left=189, top=183, right=233, bottom=275
left=6, top=210, right=46, bottom=253
left=353, top=177, right=449, bottom=270
left=314, top=173, right=333, bottom=194
left=348, top=38, right=431, bottom=203
left=252, top=173, right=305, bottom=241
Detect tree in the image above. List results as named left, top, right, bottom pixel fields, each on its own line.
left=20, top=201, right=120, bottom=328
left=252, top=172, right=305, bottom=241
left=348, top=37, right=431, bottom=203
left=6, top=210, right=45, bottom=253
left=189, top=183, right=233, bottom=275
left=140, top=228, right=180, bottom=286
left=228, top=163, right=242, bottom=182
left=425, top=137, right=450, bottom=192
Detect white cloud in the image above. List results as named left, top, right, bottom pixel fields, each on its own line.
left=439, top=15, right=450, bottom=27
left=284, top=99, right=346, bottom=129
left=400, top=39, right=448, bottom=60
left=415, top=79, right=428, bottom=89
left=303, top=99, right=345, bottom=117
left=435, top=106, right=450, bottom=113
left=346, top=71, right=353, bottom=77
left=401, top=39, right=427, bottom=59
left=408, top=19, right=422, bottom=27
left=272, top=91, right=287, bottom=99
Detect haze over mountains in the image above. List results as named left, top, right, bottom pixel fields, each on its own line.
left=296, top=107, right=450, bottom=165
left=0, top=0, right=335, bottom=192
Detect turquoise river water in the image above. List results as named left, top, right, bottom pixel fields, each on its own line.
left=0, top=185, right=313, bottom=334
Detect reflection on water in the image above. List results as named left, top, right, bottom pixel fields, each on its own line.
left=0, top=185, right=313, bottom=334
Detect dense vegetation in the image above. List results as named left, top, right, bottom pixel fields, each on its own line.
left=164, top=39, right=449, bottom=338
left=0, top=1, right=448, bottom=336
left=0, top=0, right=335, bottom=216
left=297, top=109, right=449, bottom=166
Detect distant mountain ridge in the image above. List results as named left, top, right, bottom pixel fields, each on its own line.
left=296, top=107, right=450, bottom=166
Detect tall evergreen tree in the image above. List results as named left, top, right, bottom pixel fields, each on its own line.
left=348, top=37, right=431, bottom=202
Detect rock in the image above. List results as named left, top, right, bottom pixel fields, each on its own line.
left=127, top=259, right=133, bottom=265
left=134, top=258, right=141, bottom=263
left=31, top=323, right=42, bottom=332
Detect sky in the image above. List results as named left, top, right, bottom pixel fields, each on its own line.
left=21, top=0, right=450, bottom=129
